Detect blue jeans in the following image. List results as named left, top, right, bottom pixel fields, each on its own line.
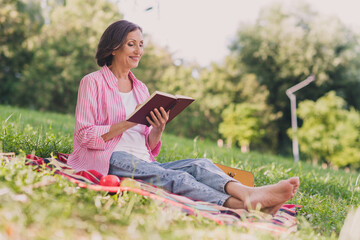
left=108, top=151, right=236, bottom=206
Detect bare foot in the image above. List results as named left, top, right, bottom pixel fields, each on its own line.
left=290, top=177, right=300, bottom=197
left=244, top=177, right=300, bottom=214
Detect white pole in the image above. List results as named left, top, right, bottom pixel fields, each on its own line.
left=286, top=75, right=315, bottom=162
left=289, top=94, right=300, bottom=162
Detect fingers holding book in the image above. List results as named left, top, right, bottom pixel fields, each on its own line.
left=146, top=107, right=170, bottom=131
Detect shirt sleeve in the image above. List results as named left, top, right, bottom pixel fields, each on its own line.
left=145, top=128, right=162, bottom=158
left=74, top=76, right=111, bottom=150
left=150, top=136, right=162, bottom=157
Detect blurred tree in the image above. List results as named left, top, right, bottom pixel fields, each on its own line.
left=17, top=0, right=122, bottom=113
left=195, top=62, right=236, bottom=140
left=155, top=64, right=205, bottom=138
left=219, top=103, right=265, bottom=152
left=230, top=2, right=360, bottom=154
left=219, top=72, right=281, bottom=152
left=156, top=54, right=279, bottom=151
left=0, top=0, right=43, bottom=105
left=295, top=91, right=360, bottom=167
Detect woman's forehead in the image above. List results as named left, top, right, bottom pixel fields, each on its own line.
left=126, top=29, right=143, bottom=41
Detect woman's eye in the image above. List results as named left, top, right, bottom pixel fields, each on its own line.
left=127, top=42, right=143, bottom=48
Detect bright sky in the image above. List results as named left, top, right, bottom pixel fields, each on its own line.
left=120, top=0, right=360, bottom=66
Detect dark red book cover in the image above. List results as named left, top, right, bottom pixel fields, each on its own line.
left=127, top=91, right=194, bottom=127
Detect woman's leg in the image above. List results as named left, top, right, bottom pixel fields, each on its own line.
left=108, top=152, right=231, bottom=205
left=109, top=153, right=299, bottom=212
left=159, top=158, right=299, bottom=214
left=158, top=158, right=234, bottom=193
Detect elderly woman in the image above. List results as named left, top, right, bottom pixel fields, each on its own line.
left=68, top=20, right=299, bottom=214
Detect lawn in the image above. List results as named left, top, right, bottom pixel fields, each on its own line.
left=0, top=104, right=359, bottom=239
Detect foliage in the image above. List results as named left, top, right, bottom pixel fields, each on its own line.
left=295, top=91, right=360, bottom=167
left=0, top=0, right=43, bottom=105
left=157, top=65, right=211, bottom=139
left=187, top=62, right=241, bottom=141
left=229, top=1, right=360, bottom=153
left=160, top=59, right=275, bottom=142
left=15, top=0, right=122, bottom=113
left=1, top=104, right=360, bottom=239
left=220, top=72, right=281, bottom=152
left=219, top=103, right=265, bottom=151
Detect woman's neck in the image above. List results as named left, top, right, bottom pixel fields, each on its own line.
left=109, top=64, right=130, bottom=82
left=109, top=64, right=133, bottom=92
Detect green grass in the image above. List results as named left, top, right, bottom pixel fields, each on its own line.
left=0, top=105, right=73, bottom=157
left=1, top=104, right=359, bottom=239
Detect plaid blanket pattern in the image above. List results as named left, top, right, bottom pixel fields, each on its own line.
left=25, top=153, right=301, bottom=235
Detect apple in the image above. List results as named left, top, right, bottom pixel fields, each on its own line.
left=99, top=175, right=121, bottom=187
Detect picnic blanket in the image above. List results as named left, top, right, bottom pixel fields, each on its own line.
left=24, top=153, right=301, bottom=235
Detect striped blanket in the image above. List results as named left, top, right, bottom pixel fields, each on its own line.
left=25, top=153, right=301, bottom=235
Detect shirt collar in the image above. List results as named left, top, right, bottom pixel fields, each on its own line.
left=100, top=65, right=118, bottom=89
left=128, top=70, right=140, bottom=88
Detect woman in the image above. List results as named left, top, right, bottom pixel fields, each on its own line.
left=68, top=20, right=299, bottom=214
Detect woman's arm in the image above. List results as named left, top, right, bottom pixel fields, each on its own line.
left=74, top=77, right=112, bottom=150
left=101, top=121, right=137, bottom=142
left=103, top=107, right=167, bottom=149
left=147, top=107, right=169, bottom=150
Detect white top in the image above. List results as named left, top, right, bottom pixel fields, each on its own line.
left=113, top=90, right=151, bottom=162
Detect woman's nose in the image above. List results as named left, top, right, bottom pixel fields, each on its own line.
left=134, top=45, right=140, bottom=54
left=135, top=48, right=143, bottom=57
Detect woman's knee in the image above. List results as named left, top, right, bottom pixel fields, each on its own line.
left=172, top=171, right=200, bottom=190
left=192, top=158, right=214, bottom=167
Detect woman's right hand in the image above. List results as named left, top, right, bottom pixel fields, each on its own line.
left=101, top=121, right=137, bottom=142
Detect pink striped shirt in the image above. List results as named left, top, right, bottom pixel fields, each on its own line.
left=67, top=65, right=161, bottom=175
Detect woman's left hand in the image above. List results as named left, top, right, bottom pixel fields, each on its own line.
left=147, top=107, right=169, bottom=151
left=146, top=107, right=169, bottom=134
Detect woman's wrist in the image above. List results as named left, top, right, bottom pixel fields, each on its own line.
left=101, top=121, right=137, bottom=142
left=148, top=128, right=163, bottom=150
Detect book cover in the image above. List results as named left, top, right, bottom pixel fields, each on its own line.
left=127, top=91, right=194, bottom=127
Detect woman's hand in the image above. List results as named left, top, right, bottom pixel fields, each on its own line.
left=147, top=107, right=169, bottom=150
left=146, top=107, right=169, bottom=134
left=101, top=121, right=137, bottom=142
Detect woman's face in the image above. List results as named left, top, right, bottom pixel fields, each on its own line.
left=112, top=29, right=144, bottom=69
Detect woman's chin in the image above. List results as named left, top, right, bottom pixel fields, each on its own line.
left=130, top=63, right=139, bottom=69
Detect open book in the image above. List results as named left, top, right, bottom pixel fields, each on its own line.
left=127, top=91, right=195, bottom=127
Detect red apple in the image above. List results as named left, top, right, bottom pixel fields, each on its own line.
left=99, top=175, right=121, bottom=187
